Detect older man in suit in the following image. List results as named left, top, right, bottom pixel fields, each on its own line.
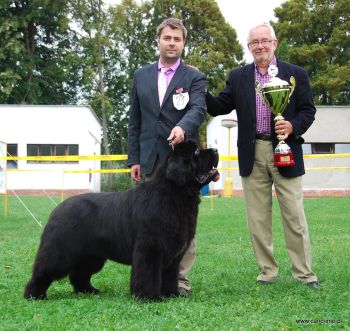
left=206, top=23, right=319, bottom=288
left=127, top=18, right=207, bottom=297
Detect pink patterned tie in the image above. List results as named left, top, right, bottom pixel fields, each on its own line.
left=158, top=67, right=169, bottom=105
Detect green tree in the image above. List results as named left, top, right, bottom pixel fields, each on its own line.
left=106, top=0, right=155, bottom=155
left=0, top=0, right=80, bottom=104
left=71, top=0, right=113, bottom=157
left=70, top=0, right=154, bottom=155
left=273, top=0, right=350, bottom=105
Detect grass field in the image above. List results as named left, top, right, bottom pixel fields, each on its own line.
left=0, top=195, right=349, bottom=330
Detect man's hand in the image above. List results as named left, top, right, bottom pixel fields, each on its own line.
left=275, top=120, right=293, bottom=140
left=130, top=164, right=141, bottom=182
left=167, top=126, right=185, bottom=145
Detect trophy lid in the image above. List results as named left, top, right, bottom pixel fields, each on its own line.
left=262, top=65, right=290, bottom=88
left=263, top=76, right=290, bottom=88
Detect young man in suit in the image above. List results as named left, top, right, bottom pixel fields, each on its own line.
left=127, top=18, right=207, bottom=296
left=206, top=23, right=319, bottom=288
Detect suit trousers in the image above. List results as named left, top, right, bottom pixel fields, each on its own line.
left=145, top=160, right=195, bottom=290
left=241, top=139, right=317, bottom=283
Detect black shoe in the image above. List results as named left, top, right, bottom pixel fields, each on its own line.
left=257, top=280, right=273, bottom=285
left=306, top=281, right=320, bottom=289
left=178, top=287, right=190, bottom=297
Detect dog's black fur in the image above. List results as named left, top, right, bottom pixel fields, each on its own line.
left=24, top=141, right=218, bottom=301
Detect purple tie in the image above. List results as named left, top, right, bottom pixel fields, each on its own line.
left=158, top=67, right=170, bottom=105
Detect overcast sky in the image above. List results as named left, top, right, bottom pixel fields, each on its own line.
left=105, top=0, right=285, bottom=61
left=216, top=0, right=284, bottom=61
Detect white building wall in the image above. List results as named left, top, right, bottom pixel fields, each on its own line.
left=302, top=106, right=350, bottom=190
left=0, top=105, right=102, bottom=192
left=303, top=106, right=350, bottom=143
left=207, top=111, right=242, bottom=191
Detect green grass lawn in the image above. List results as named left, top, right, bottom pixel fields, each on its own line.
left=0, top=196, right=349, bottom=330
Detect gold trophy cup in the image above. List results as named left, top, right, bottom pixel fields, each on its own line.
left=255, top=65, right=296, bottom=167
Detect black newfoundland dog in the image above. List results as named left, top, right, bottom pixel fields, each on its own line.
left=24, top=141, right=219, bottom=301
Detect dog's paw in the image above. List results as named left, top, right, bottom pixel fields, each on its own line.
left=132, top=293, right=162, bottom=302
left=161, top=290, right=179, bottom=299
left=74, top=285, right=100, bottom=295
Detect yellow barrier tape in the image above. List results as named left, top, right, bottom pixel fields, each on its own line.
left=304, top=153, right=350, bottom=159
left=1, top=153, right=349, bottom=162
left=216, top=167, right=350, bottom=171
left=305, top=167, right=350, bottom=171
left=1, top=154, right=349, bottom=174
left=219, top=156, right=239, bottom=161
left=6, top=168, right=131, bottom=173
left=64, top=169, right=131, bottom=174
left=7, top=169, right=64, bottom=172
left=2, top=155, right=128, bottom=161
left=9, top=167, right=349, bottom=174
left=218, top=153, right=350, bottom=161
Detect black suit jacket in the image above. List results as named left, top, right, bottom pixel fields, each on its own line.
left=206, top=59, right=316, bottom=178
left=128, top=61, right=207, bottom=175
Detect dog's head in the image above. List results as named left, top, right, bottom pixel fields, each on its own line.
left=165, top=141, right=219, bottom=188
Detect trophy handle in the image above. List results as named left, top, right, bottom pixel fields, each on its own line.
left=289, top=76, right=296, bottom=98
left=255, top=80, right=261, bottom=95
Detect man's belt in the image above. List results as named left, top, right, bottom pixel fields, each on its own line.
left=256, top=133, right=272, bottom=141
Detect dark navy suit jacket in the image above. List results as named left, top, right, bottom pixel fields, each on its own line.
left=206, top=59, right=316, bottom=178
left=128, top=61, right=207, bottom=175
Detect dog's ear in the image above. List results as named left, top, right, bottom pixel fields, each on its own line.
left=173, top=140, right=197, bottom=156
left=165, top=159, right=187, bottom=186
left=185, top=140, right=197, bottom=154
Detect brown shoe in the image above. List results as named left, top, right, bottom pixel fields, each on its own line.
left=178, top=287, right=190, bottom=297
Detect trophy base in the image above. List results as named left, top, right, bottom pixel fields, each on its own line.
left=274, top=152, right=295, bottom=167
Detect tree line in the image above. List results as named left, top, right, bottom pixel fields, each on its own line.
left=0, top=0, right=349, bottom=154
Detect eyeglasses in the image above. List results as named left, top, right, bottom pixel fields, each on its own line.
left=248, top=40, right=274, bottom=48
